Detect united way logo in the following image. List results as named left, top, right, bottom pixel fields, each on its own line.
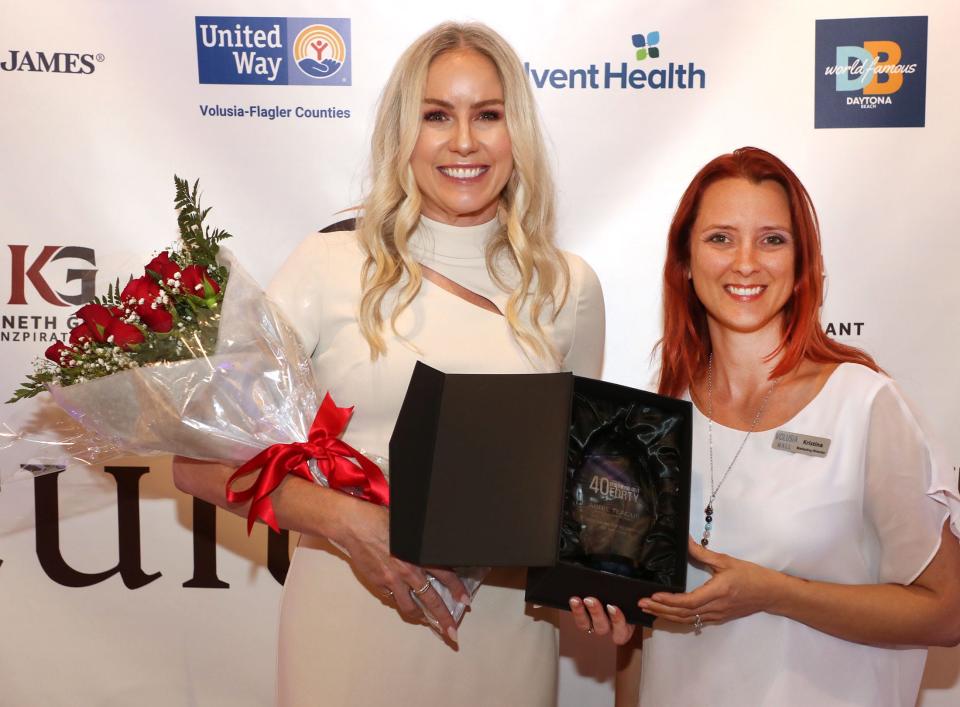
left=293, top=24, right=346, bottom=79
left=815, top=16, right=927, bottom=128
left=196, top=16, right=351, bottom=86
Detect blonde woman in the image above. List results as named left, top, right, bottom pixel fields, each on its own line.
left=174, top=22, right=604, bottom=706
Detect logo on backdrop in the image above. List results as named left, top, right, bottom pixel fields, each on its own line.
left=524, top=31, right=706, bottom=90
left=1, top=245, right=96, bottom=344
left=195, top=16, right=351, bottom=86
left=814, top=16, right=927, bottom=128
left=292, top=24, right=347, bottom=79
left=0, top=467, right=291, bottom=588
left=0, top=50, right=105, bottom=75
left=6, top=245, right=97, bottom=306
left=632, top=32, right=661, bottom=60
left=824, top=321, right=864, bottom=337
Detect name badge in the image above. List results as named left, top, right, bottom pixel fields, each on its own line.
left=772, top=430, right=831, bottom=458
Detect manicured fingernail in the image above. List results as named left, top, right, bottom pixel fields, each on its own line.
left=569, top=597, right=581, bottom=609
left=583, top=597, right=596, bottom=607
left=460, top=594, right=472, bottom=606
left=446, top=626, right=458, bottom=643
left=638, top=600, right=650, bottom=609
left=606, top=604, right=617, bottom=615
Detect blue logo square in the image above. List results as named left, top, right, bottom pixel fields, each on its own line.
left=195, top=16, right=351, bottom=86
left=814, top=16, right=927, bottom=129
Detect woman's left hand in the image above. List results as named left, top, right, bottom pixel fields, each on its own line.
left=638, top=537, right=783, bottom=627
left=568, top=596, right=636, bottom=645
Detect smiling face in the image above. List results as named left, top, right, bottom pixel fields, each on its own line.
left=689, top=177, right=796, bottom=338
left=410, top=48, right=513, bottom=226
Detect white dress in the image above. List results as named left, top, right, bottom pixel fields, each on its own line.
left=640, top=363, right=960, bottom=706
left=267, top=216, right=605, bottom=707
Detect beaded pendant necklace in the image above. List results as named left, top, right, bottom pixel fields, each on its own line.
left=701, top=354, right=781, bottom=547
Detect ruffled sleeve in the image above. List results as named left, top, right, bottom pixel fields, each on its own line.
left=863, top=379, right=960, bottom=584
left=265, top=233, right=329, bottom=357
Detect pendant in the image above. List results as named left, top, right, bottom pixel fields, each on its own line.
left=701, top=504, right=713, bottom=547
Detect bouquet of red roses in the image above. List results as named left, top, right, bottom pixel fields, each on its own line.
left=8, top=177, right=389, bottom=531
left=11, top=178, right=228, bottom=401
left=7, top=178, right=482, bottom=624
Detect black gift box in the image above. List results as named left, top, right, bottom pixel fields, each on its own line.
left=389, top=362, right=691, bottom=625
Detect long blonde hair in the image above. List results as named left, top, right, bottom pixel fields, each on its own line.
left=357, top=21, right=569, bottom=363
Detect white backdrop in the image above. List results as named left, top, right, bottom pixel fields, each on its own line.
left=1, top=1, right=958, bottom=705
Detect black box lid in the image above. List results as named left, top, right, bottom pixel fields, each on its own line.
left=389, top=361, right=573, bottom=566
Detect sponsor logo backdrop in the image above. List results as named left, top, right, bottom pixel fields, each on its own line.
left=1, top=1, right=957, bottom=705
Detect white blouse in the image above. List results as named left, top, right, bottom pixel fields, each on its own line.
left=640, top=363, right=960, bottom=707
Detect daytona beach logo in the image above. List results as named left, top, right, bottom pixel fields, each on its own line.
left=195, top=16, right=351, bottom=86
left=815, top=16, right=927, bottom=128
left=0, top=50, right=105, bottom=74
left=523, top=31, right=706, bottom=91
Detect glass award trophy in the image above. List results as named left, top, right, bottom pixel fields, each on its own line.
left=559, top=393, right=685, bottom=585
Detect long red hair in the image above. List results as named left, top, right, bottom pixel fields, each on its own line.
left=656, top=147, right=880, bottom=397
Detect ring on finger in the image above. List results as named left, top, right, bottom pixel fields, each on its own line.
left=412, top=579, right=431, bottom=596
left=587, top=627, right=594, bottom=635
left=693, top=614, right=703, bottom=635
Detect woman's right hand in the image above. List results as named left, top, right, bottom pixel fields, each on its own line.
left=173, top=457, right=468, bottom=640
left=568, top=596, right=636, bottom=645
left=332, top=495, right=469, bottom=643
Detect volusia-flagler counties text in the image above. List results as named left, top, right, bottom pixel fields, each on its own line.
left=199, top=104, right=351, bottom=119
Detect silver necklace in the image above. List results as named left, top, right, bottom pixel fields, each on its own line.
left=701, top=354, right=780, bottom=547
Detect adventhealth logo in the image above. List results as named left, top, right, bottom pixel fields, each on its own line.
left=195, top=16, right=351, bottom=86
left=815, top=16, right=927, bottom=128
left=524, top=32, right=705, bottom=90
left=632, top=32, right=660, bottom=60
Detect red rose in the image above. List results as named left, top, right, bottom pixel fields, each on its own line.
left=44, top=341, right=73, bottom=364
left=121, top=275, right=162, bottom=304
left=180, top=265, right=221, bottom=299
left=145, top=251, right=181, bottom=283
left=72, top=304, right=114, bottom=343
left=76, top=303, right=113, bottom=329
left=138, top=306, right=173, bottom=333
left=69, top=323, right=97, bottom=346
left=120, top=275, right=173, bottom=332
left=105, top=318, right=145, bottom=349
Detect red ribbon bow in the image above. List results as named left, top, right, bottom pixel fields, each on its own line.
left=225, top=393, right=390, bottom=533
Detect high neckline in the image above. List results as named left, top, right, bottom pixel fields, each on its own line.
left=409, top=215, right=500, bottom=261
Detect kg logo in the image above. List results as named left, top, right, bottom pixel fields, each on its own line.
left=6, top=245, right=97, bottom=306
left=815, top=16, right=927, bottom=128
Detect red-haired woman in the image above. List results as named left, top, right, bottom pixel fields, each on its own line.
left=571, top=147, right=960, bottom=706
